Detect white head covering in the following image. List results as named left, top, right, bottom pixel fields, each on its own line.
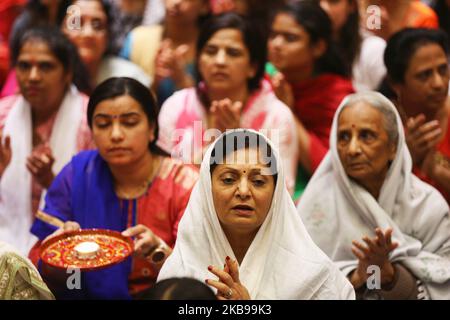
left=297, top=91, right=450, bottom=299
left=158, top=129, right=355, bottom=299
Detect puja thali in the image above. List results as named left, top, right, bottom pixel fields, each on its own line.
left=40, top=229, right=134, bottom=271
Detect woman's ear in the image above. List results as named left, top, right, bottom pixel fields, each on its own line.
left=312, top=39, right=327, bottom=60
left=64, top=70, right=74, bottom=87
left=148, top=122, right=156, bottom=143
left=387, top=76, right=402, bottom=98
left=247, top=63, right=257, bottom=79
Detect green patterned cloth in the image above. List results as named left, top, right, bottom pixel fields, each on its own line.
left=0, top=242, right=54, bottom=300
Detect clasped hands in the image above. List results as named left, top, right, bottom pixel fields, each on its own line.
left=0, top=134, right=55, bottom=188
left=350, top=227, right=399, bottom=289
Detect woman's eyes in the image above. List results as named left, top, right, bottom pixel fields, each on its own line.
left=203, top=46, right=243, bottom=57
left=94, top=119, right=139, bottom=128
left=252, top=179, right=266, bottom=187
left=220, top=176, right=266, bottom=186
left=337, top=130, right=376, bottom=143
left=359, top=130, right=376, bottom=141
left=338, top=132, right=350, bottom=142
left=222, top=178, right=235, bottom=184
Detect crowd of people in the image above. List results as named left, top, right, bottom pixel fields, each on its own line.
left=0, top=0, right=449, bottom=300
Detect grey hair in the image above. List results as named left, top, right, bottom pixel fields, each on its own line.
left=340, top=91, right=399, bottom=146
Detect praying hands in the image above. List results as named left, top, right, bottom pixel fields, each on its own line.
left=206, top=256, right=250, bottom=300
left=350, top=227, right=399, bottom=289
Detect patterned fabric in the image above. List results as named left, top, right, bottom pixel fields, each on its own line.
left=0, top=241, right=54, bottom=300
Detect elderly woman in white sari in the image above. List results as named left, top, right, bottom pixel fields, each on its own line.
left=297, top=91, right=450, bottom=300
left=158, top=129, right=354, bottom=299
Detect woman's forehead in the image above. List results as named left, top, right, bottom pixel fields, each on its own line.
left=93, top=95, right=145, bottom=115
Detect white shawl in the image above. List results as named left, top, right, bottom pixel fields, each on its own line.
left=0, top=85, right=83, bottom=255
left=297, top=92, right=450, bottom=299
left=158, top=129, right=355, bottom=299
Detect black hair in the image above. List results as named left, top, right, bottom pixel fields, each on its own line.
left=11, top=26, right=90, bottom=94
left=384, top=28, right=449, bottom=84
left=209, top=130, right=278, bottom=184
left=9, top=0, right=71, bottom=66
left=330, top=0, right=361, bottom=76
left=432, top=0, right=450, bottom=38
left=195, top=12, right=267, bottom=105
left=87, top=77, right=167, bottom=155
left=137, top=278, right=217, bottom=300
left=275, top=0, right=348, bottom=77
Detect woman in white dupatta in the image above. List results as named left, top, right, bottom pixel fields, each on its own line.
left=0, top=27, right=92, bottom=255
left=158, top=129, right=354, bottom=300
left=297, top=91, right=450, bottom=299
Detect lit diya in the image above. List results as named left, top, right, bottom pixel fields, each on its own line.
left=74, top=241, right=100, bottom=260
left=40, top=229, right=134, bottom=271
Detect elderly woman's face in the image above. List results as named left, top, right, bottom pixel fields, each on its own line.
left=211, top=147, right=275, bottom=236
left=92, top=95, right=154, bottom=167
left=337, top=102, right=396, bottom=190
left=62, top=0, right=108, bottom=66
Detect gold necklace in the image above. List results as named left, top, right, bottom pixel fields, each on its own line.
left=115, top=157, right=162, bottom=200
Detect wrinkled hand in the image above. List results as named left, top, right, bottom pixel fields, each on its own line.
left=122, top=224, right=160, bottom=259
left=43, top=221, right=81, bottom=243
left=209, top=99, right=242, bottom=132
left=206, top=256, right=250, bottom=300
left=155, top=39, right=193, bottom=88
left=405, top=114, right=442, bottom=166
left=271, top=72, right=294, bottom=109
left=350, top=227, right=398, bottom=289
left=26, top=144, right=55, bottom=189
left=0, top=133, right=11, bottom=178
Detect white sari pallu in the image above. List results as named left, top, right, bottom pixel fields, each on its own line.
left=0, top=85, right=83, bottom=255
left=158, top=129, right=355, bottom=300
left=297, top=92, right=450, bottom=299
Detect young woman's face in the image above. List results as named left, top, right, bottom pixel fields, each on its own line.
left=62, top=0, right=108, bottom=66
left=211, top=147, right=275, bottom=236
left=394, top=43, right=449, bottom=115
left=92, top=95, right=155, bottom=167
left=15, top=40, right=72, bottom=111
left=319, top=0, right=354, bottom=33
left=337, top=102, right=396, bottom=193
left=268, top=13, right=321, bottom=76
left=199, top=28, right=256, bottom=95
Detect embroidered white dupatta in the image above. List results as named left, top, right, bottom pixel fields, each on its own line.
left=297, top=92, right=450, bottom=299
left=158, top=129, right=355, bottom=299
left=0, top=85, right=83, bottom=255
